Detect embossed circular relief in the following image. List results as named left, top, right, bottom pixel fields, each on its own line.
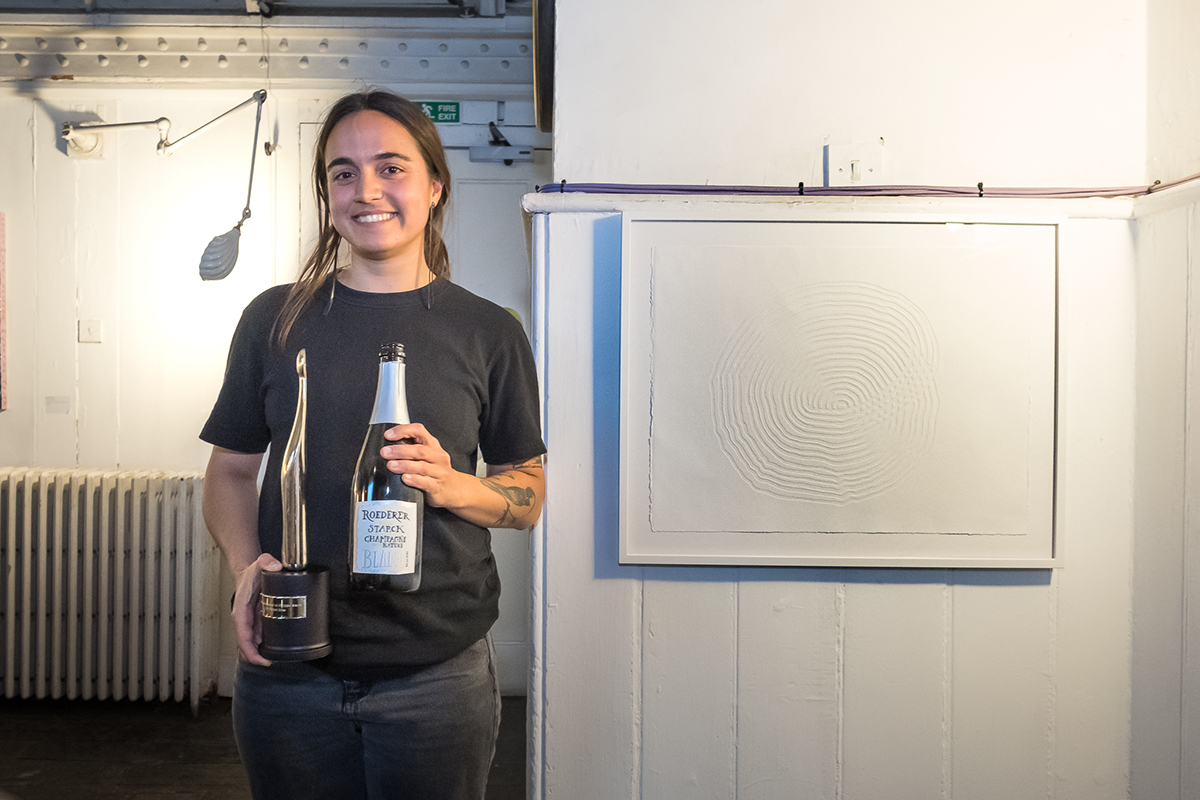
left=711, top=282, right=939, bottom=505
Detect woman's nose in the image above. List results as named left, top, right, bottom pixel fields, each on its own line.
left=356, top=172, right=382, bottom=201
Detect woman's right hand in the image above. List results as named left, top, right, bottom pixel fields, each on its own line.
left=232, top=552, right=283, bottom=666
left=204, top=446, right=273, bottom=664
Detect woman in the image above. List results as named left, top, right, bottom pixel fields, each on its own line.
left=201, top=91, right=546, bottom=800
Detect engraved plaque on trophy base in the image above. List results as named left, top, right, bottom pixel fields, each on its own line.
left=260, top=566, right=332, bottom=661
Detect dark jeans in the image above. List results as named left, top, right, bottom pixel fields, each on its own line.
left=233, top=637, right=500, bottom=800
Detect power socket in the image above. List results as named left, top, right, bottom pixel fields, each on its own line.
left=78, top=319, right=103, bottom=343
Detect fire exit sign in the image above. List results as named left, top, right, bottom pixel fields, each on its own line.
left=417, top=102, right=460, bottom=123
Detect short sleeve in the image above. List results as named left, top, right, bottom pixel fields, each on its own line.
left=478, top=325, right=546, bottom=467
left=199, top=292, right=276, bottom=454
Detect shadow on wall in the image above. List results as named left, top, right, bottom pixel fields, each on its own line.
left=10, top=81, right=103, bottom=158
left=588, top=212, right=1049, bottom=589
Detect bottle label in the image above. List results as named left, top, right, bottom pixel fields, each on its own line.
left=354, top=500, right=418, bottom=575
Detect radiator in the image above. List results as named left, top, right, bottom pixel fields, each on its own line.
left=0, top=468, right=221, bottom=712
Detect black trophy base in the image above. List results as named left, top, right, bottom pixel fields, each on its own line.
left=259, top=566, right=332, bottom=662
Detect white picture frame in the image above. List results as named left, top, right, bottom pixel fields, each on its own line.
left=619, top=213, right=1062, bottom=568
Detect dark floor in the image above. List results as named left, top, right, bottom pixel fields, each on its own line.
left=0, top=694, right=526, bottom=800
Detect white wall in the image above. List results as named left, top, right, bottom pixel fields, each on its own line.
left=532, top=2, right=1161, bottom=798
left=554, top=0, right=1146, bottom=188
left=0, top=86, right=282, bottom=473
left=533, top=203, right=1136, bottom=800
left=1147, top=0, right=1200, bottom=183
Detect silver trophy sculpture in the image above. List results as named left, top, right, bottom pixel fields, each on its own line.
left=259, top=349, right=332, bottom=661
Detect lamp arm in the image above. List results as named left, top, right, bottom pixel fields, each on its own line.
left=237, top=90, right=266, bottom=224
left=62, top=117, right=170, bottom=144
left=158, top=90, right=267, bottom=156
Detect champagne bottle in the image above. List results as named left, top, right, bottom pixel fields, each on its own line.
left=349, top=343, right=424, bottom=592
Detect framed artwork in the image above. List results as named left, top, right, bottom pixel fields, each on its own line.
left=619, top=216, right=1061, bottom=568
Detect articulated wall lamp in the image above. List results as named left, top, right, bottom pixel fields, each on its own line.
left=60, top=90, right=268, bottom=281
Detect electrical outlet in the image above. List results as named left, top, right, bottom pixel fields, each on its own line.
left=78, top=319, right=103, bottom=343
left=824, top=143, right=884, bottom=187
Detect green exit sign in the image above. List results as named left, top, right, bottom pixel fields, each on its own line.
left=417, top=101, right=460, bottom=124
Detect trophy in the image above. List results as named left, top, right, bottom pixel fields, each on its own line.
left=259, top=349, right=333, bottom=661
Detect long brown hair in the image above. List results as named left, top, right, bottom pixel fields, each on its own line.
left=273, top=91, right=452, bottom=348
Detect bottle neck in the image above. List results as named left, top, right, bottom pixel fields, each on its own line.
left=368, top=360, right=411, bottom=425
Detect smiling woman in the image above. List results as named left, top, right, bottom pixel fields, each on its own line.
left=198, top=91, right=546, bottom=800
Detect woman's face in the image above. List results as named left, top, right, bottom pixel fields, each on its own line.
left=324, top=110, right=443, bottom=270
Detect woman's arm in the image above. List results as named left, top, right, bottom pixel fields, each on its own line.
left=477, top=457, right=546, bottom=529
left=381, top=424, right=545, bottom=529
left=204, top=446, right=265, bottom=574
left=203, top=445, right=280, bottom=665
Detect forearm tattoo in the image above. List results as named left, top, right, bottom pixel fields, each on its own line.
left=481, top=456, right=544, bottom=527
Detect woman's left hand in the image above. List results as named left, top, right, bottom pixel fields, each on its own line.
left=381, top=423, right=470, bottom=509
left=382, top=423, right=545, bottom=529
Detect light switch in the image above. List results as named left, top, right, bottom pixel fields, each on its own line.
left=824, top=142, right=885, bottom=187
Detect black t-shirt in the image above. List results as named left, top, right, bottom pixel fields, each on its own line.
left=201, top=277, right=546, bottom=679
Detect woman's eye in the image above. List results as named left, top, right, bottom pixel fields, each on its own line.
left=333, top=170, right=354, bottom=181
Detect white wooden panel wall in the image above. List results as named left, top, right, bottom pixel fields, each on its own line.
left=0, top=88, right=278, bottom=473
left=535, top=209, right=1136, bottom=800
left=841, top=577, right=948, bottom=798
left=538, top=212, right=641, bottom=797
left=1132, top=203, right=1190, bottom=800
left=1185, top=202, right=1200, bottom=800
left=642, top=575, right=738, bottom=798
left=1054, top=220, right=1137, bottom=799
left=0, top=96, right=37, bottom=459
left=31, top=100, right=81, bottom=467
left=1130, top=195, right=1200, bottom=800
left=951, top=573, right=1054, bottom=798
left=74, top=107, right=123, bottom=471
left=736, top=577, right=839, bottom=799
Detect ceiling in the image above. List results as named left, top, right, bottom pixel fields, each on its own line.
left=0, top=0, right=535, bottom=85
left=0, top=0, right=528, bottom=18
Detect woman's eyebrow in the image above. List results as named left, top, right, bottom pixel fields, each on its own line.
left=327, top=152, right=412, bottom=171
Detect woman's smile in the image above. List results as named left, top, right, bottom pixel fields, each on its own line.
left=353, top=212, right=398, bottom=223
